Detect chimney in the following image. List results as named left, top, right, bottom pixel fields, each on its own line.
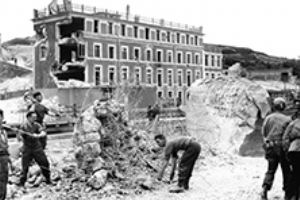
left=126, top=5, right=130, bottom=20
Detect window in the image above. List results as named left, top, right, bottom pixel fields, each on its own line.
left=195, top=35, right=198, bottom=45
left=94, top=20, right=99, bottom=33
left=190, top=36, right=194, bottom=45
left=157, top=50, right=163, bottom=62
left=145, top=28, right=150, bottom=40
left=187, top=70, right=192, bottom=86
left=167, top=32, right=171, bottom=42
left=108, top=66, right=116, bottom=84
left=151, top=30, right=156, bottom=40
left=217, top=56, right=221, bottom=67
left=205, top=55, right=209, bottom=66
left=85, top=20, right=93, bottom=32
left=146, top=68, right=153, bottom=84
left=157, top=91, right=163, bottom=98
left=121, top=66, right=129, bottom=81
left=156, top=30, right=160, bottom=41
left=100, top=22, right=107, bottom=34
left=161, top=31, right=167, bottom=42
left=199, top=38, right=203, bottom=46
left=134, top=67, right=141, bottom=85
left=121, top=24, right=126, bottom=36
left=211, top=73, right=215, bottom=79
left=157, top=69, right=163, bottom=87
left=40, top=46, right=47, bottom=60
left=211, top=55, right=215, bottom=67
left=127, top=26, right=133, bottom=37
left=121, top=46, right=128, bottom=60
left=108, top=45, right=115, bottom=59
left=171, top=33, right=175, bottom=43
left=94, top=65, right=102, bottom=86
left=78, top=43, right=85, bottom=58
left=167, top=69, right=173, bottom=86
left=146, top=49, right=152, bottom=61
left=177, top=52, right=182, bottom=64
left=195, top=70, right=201, bottom=80
left=195, top=54, right=199, bottom=65
left=181, top=34, right=186, bottom=44
left=108, top=22, right=113, bottom=34
left=168, top=91, right=173, bottom=98
left=134, top=47, right=140, bottom=60
left=186, top=34, right=189, bottom=45
left=176, top=33, right=180, bottom=43
left=177, top=69, right=183, bottom=86
left=94, top=44, right=102, bottom=58
left=205, top=72, right=209, bottom=78
left=186, top=53, right=192, bottom=64
left=134, top=26, right=138, bottom=38
left=167, top=51, right=173, bottom=63
left=177, top=91, right=182, bottom=103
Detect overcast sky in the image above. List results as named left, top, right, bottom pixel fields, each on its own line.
left=0, top=0, right=299, bottom=58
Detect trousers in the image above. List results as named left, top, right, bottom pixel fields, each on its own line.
left=20, top=148, right=50, bottom=185
left=287, top=152, right=300, bottom=199
left=178, top=141, right=201, bottom=185
left=262, top=144, right=291, bottom=192
left=0, top=156, right=9, bottom=200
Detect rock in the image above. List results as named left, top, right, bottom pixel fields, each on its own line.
left=134, top=174, right=154, bottom=190
left=51, top=171, right=61, bottom=182
left=8, top=142, right=23, bottom=160
left=33, top=175, right=44, bottom=187
left=184, top=65, right=271, bottom=154
left=87, top=170, right=108, bottom=190
left=29, top=165, right=41, bottom=177
left=92, top=157, right=104, bottom=173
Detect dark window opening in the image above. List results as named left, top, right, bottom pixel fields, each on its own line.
left=108, top=22, right=113, bottom=34
left=94, top=20, right=98, bottom=33
left=145, top=28, right=150, bottom=40
left=177, top=33, right=180, bottom=43
left=158, top=73, right=162, bottom=87
left=78, top=44, right=85, bottom=58
left=186, top=34, right=189, bottom=45
left=157, top=51, right=162, bottom=62
left=146, top=50, right=151, bottom=61
left=156, top=30, right=160, bottom=41
left=187, top=73, right=191, bottom=86
left=109, top=46, right=115, bottom=59
left=134, top=26, right=138, bottom=38
left=177, top=53, right=182, bottom=63
left=195, top=35, right=198, bottom=45
left=59, top=17, right=84, bottom=38
left=121, top=24, right=126, bottom=36
left=167, top=31, right=171, bottom=42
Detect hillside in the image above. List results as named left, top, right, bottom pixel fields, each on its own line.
left=206, top=44, right=300, bottom=76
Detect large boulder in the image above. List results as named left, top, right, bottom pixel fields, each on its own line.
left=184, top=65, right=271, bottom=155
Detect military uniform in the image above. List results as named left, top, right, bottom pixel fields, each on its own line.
left=0, top=127, right=9, bottom=200
left=164, top=137, right=201, bottom=189
left=19, top=122, right=51, bottom=186
left=261, top=111, right=291, bottom=193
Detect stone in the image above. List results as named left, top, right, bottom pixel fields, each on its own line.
left=29, top=165, right=41, bottom=177
left=87, top=170, right=108, bottom=190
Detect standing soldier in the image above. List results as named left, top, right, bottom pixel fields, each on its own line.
left=260, top=97, right=292, bottom=200
left=17, top=111, right=52, bottom=187
left=0, top=109, right=13, bottom=200
left=30, top=91, right=60, bottom=149
left=155, top=134, right=201, bottom=192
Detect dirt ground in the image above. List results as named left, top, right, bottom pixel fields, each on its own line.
left=12, top=135, right=286, bottom=200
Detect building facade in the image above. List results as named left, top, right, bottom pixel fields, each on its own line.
left=32, top=2, right=205, bottom=105
left=203, top=43, right=223, bottom=79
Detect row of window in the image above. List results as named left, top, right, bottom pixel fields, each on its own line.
left=93, top=43, right=203, bottom=65
left=205, top=72, right=222, bottom=79
left=204, top=54, right=222, bottom=67
left=87, top=19, right=203, bottom=46
left=157, top=90, right=184, bottom=100
left=94, top=65, right=202, bottom=87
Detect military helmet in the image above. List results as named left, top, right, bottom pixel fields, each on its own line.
left=273, top=97, right=286, bottom=111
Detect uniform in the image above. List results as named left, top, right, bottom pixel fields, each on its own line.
left=0, top=127, right=9, bottom=200
left=261, top=112, right=291, bottom=193
left=19, top=122, right=51, bottom=186
left=164, top=137, right=201, bottom=188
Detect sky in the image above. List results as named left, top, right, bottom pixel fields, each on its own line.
left=0, top=0, right=299, bottom=59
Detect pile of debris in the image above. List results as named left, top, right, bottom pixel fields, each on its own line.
left=184, top=63, right=271, bottom=156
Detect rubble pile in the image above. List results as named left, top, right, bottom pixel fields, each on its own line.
left=184, top=63, right=271, bottom=155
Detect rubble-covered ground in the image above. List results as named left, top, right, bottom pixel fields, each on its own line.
left=7, top=134, right=286, bottom=200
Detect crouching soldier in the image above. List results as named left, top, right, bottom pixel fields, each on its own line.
left=155, top=134, right=201, bottom=192
left=0, top=109, right=13, bottom=200
left=261, top=97, right=292, bottom=200
left=17, top=111, right=52, bottom=187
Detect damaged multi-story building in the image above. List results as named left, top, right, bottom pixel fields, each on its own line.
left=32, top=0, right=205, bottom=105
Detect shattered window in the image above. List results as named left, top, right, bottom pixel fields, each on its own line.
left=157, top=69, right=163, bottom=87
left=94, top=20, right=99, bottom=33
left=158, top=91, right=163, bottom=98
left=168, top=91, right=173, bottom=98
left=134, top=67, right=141, bottom=85
left=108, top=67, right=116, bottom=84
left=121, top=24, right=126, bottom=36
left=121, top=67, right=128, bottom=81
left=157, top=50, right=162, bottom=62
left=195, top=54, right=199, bottom=64
left=108, top=46, right=115, bottom=59
left=177, top=52, right=182, bottom=64
left=134, top=48, right=140, bottom=60
left=167, top=51, right=173, bottom=62
left=211, top=73, right=215, bottom=79
left=196, top=70, right=201, bottom=79
left=121, top=47, right=128, bottom=60
left=78, top=43, right=85, bottom=58
left=108, top=22, right=113, bottom=34
left=146, top=49, right=152, bottom=61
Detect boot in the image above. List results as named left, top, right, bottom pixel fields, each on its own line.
left=183, top=178, right=190, bottom=190
left=169, top=180, right=184, bottom=193
left=260, top=186, right=268, bottom=200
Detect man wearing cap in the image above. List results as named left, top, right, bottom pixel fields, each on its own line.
left=260, top=97, right=292, bottom=200
left=155, top=134, right=201, bottom=192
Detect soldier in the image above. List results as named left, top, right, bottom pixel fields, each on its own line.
left=17, top=111, right=52, bottom=187
left=30, top=91, right=60, bottom=149
left=0, top=109, right=13, bottom=200
left=260, top=97, right=292, bottom=200
left=155, top=134, right=201, bottom=192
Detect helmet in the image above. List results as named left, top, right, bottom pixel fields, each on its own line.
left=273, top=97, right=286, bottom=111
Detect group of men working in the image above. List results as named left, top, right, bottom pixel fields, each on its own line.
left=0, top=91, right=59, bottom=200
left=261, top=97, right=300, bottom=200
